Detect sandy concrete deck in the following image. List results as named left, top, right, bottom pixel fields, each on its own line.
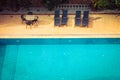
left=0, top=14, right=120, bottom=38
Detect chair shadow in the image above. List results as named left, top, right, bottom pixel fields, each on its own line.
left=88, top=17, right=102, bottom=28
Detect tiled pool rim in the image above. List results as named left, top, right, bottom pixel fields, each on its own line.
left=0, top=38, right=120, bottom=45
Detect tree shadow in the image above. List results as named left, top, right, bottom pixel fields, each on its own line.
left=116, top=13, right=120, bottom=17
left=90, top=17, right=102, bottom=21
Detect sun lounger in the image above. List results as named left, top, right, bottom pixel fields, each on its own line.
left=82, top=11, right=89, bottom=27
left=61, top=9, right=68, bottom=25
left=54, top=10, right=60, bottom=26
left=75, top=11, right=81, bottom=26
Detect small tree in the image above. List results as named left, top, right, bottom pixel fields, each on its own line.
left=115, top=0, right=120, bottom=9
left=92, top=0, right=120, bottom=10
left=41, top=0, right=61, bottom=11
left=92, top=0, right=109, bottom=9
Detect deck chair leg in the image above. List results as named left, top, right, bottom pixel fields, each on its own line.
left=35, top=21, right=39, bottom=27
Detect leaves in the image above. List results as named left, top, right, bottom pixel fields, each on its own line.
left=92, top=0, right=120, bottom=9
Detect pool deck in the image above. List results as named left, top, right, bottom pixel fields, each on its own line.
left=0, top=14, right=120, bottom=38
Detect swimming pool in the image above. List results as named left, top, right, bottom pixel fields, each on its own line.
left=0, top=38, right=120, bottom=80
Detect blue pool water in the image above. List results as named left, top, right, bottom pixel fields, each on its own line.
left=0, top=38, right=120, bottom=80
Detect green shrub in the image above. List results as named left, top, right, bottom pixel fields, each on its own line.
left=92, top=0, right=120, bottom=10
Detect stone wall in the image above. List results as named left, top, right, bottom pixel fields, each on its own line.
left=2, top=0, right=93, bottom=7
left=30, top=0, right=93, bottom=7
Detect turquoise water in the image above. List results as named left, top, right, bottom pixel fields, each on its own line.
left=0, top=39, right=120, bottom=80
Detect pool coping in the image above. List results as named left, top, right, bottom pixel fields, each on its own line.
left=0, top=14, right=120, bottom=39
left=0, top=38, right=120, bottom=45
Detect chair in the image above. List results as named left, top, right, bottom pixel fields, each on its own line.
left=82, top=11, right=89, bottom=27
left=26, top=20, right=33, bottom=29
left=21, top=14, right=26, bottom=24
left=75, top=11, right=81, bottom=26
left=54, top=10, right=60, bottom=26
left=32, top=16, right=39, bottom=25
left=61, top=9, right=68, bottom=25
left=25, top=13, right=38, bottom=29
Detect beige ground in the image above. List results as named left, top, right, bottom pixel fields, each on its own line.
left=0, top=14, right=120, bottom=38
